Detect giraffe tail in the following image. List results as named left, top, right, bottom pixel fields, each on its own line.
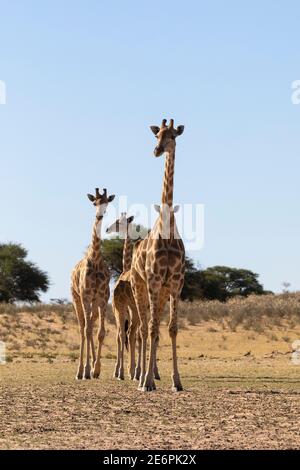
left=124, top=318, right=129, bottom=351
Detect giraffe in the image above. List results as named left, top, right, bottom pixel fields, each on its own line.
left=106, top=213, right=142, bottom=380
left=71, top=188, right=115, bottom=380
left=131, top=118, right=185, bottom=392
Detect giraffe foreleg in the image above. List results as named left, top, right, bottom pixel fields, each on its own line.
left=113, top=301, right=122, bottom=378
left=153, top=287, right=169, bottom=380
left=118, top=318, right=126, bottom=380
left=169, top=289, right=183, bottom=392
left=127, top=303, right=139, bottom=380
left=72, top=290, right=85, bottom=380
left=134, top=327, right=142, bottom=381
left=131, top=270, right=148, bottom=389
left=142, top=284, right=161, bottom=392
left=153, top=335, right=160, bottom=380
left=112, top=298, right=127, bottom=380
left=90, top=303, right=99, bottom=367
left=82, top=299, right=93, bottom=380
left=93, top=302, right=107, bottom=379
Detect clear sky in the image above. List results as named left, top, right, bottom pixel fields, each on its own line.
left=1, top=0, right=300, bottom=301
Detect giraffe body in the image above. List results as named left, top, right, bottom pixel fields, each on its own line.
left=106, top=214, right=142, bottom=380
left=131, top=119, right=185, bottom=391
left=71, top=188, right=115, bottom=380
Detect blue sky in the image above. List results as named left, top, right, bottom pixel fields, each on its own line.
left=1, top=0, right=300, bottom=300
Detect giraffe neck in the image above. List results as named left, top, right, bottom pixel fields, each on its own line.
left=161, top=148, right=175, bottom=207
left=158, top=148, right=176, bottom=238
left=157, top=209, right=176, bottom=240
left=122, top=233, right=133, bottom=271
left=87, top=219, right=102, bottom=264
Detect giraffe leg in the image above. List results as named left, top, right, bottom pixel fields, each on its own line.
left=112, top=299, right=121, bottom=378
left=131, top=271, right=148, bottom=390
left=112, top=299, right=126, bottom=380
left=153, top=288, right=169, bottom=380
left=153, top=335, right=160, bottom=380
left=134, top=328, right=142, bottom=381
left=127, top=304, right=139, bottom=380
left=118, top=319, right=126, bottom=380
left=113, top=320, right=121, bottom=378
left=72, top=290, right=85, bottom=380
left=142, top=284, right=160, bottom=392
left=169, top=291, right=183, bottom=392
left=90, top=303, right=98, bottom=368
left=82, top=299, right=93, bottom=380
left=90, top=336, right=96, bottom=365
left=93, top=303, right=107, bottom=379
left=138, top=317, right=148, bottom=390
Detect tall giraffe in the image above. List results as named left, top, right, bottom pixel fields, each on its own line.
left=71, top=188, right=115, bottom=380
left=106, top=213, right=141, bottom=380
left=131, top=119, right=185, bottom=392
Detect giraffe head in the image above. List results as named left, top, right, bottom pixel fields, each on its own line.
left=150, top=119, right=184, bottom=157
left=87, top=188, right=115, bottom=221
left=106, top=212, right=134, bottom=236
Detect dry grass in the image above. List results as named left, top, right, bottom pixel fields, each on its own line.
left=0, top=295, right=299, bottom=363
left=177, top=292, right=300, bottom=331
left=1, top=294, right=300, bottom=449
left=0, top=293, right=300, bottom=361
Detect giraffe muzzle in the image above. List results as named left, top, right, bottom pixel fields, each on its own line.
left=154, top=146, right=164, bottom=157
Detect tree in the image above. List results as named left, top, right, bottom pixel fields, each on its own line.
left=102, top=238, right=124, bottom=280
left=0, top=243, right=49, bottom=303
left=50, top=298, right=69, bottom=305
left=199, top=266, right=265, bottom=301
left=180, top=257, right=203, bottom=301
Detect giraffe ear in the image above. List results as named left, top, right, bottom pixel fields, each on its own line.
left=127, top=215, right=134, bottom=224
left=175, top=125, right=184, bottom=136
left=173, top=205, right=180, bottom=213
left=108, top=195, right=115, bottom=202
left=154, top=204, right=160, bottom=213
left=150, top=126, right=160, bottom=136
left=87, top=194, right=95, bottom=202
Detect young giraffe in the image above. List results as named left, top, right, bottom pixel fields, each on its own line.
left=131, top=119, right=185, bottom=392
left=106, top=213, right=142, bottom=380
left=71, top=188, right=115, bottom=380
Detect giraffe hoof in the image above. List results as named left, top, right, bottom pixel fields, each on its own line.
left=92, top=372, right=100, bottom=379
left=154, top=372, right=161, bottom=380
left=117, top=375, right=124, bottom=381
left=128, top=371, right=135, bottom=380
left=76, top=374, right=83, bottom=380
left=83, top=371, right=91, bottom=380
left=141, top=384, right=156, bottom=392
left=172, top=385, right=183, bottom=392
left=141, top=377, right=156, bottom=391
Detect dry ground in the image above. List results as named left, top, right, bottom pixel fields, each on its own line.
left=0, top=303, right=300, bottom=449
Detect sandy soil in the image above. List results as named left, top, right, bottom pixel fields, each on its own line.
left=1, top=357, right=300, bottom=450
left=1, top=311, right=300, bottom=449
